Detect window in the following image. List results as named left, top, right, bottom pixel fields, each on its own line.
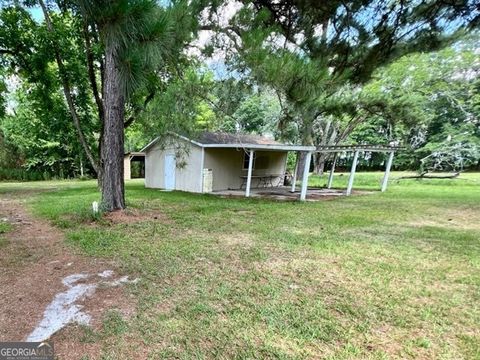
left=243, top=151, right=256, bottom=170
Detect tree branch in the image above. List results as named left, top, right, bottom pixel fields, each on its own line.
left=38, top=0, right=99, bottom=175
left=124, top=90, right=156, bottom=128
left=82, top=20, right=104, bottom=124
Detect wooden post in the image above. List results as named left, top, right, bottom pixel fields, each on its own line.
left=300, top=151, right=312, bottom=201
left=381, top=151, right=394, bottom=192
left=291, top=152, right=299, bottom=192
left=245, top=149, right=255, bottom=197
left=346, top=150, right=359, bottom=196
left=327, top=153, right=337, bottom=189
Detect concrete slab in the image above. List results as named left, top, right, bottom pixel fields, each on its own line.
left=211, top=186, right=373, bottom=201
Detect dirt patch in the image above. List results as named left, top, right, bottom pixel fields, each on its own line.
left=50, top=326, right=103, bottom=360
left=215, top=187, right=374, bottom=201
left=410, top=207, right=480, bottom=231
left=0, top=194, right=137, bottom=349
left=216, top=233, right=255, bottom=247
left=102, top=208, right=168, bottom=225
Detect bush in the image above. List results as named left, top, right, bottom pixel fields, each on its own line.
left=0, top=168, right=49, bottom=181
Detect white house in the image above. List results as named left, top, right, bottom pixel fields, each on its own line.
left=142, top=132, right=316, bottom=200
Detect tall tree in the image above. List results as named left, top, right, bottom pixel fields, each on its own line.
left=0, top=5, right=99, bottom=176
left=203, top=0, right=479, bottom=176
left=1, top=0, right=204, bottom=210
left=369, top=34, right=480, bottom=171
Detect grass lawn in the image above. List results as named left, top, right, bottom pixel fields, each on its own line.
left=0, top=222, right=12, bottom=247
left=2, top=172, right=480, bottom=359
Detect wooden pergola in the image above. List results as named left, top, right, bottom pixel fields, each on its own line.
left=291, top=144, right=403, bottom=198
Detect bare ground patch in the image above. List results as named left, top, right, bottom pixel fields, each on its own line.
left=215, top=232, right=255, bottom=247
left=409, top=206, right=480, bottom=230
left=0, top=194, right=137, bottom=350
left=101, top=207, right=169, bottom=225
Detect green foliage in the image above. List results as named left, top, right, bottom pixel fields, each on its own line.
left=0, top=222, right=11, bottom=248
left=1, top=84, right=90, bottom=175
left=0, top=4, right=98, bottom=177
left=0, top=222, right=12, bottom=235
left=0, top=0, right=210, bottom=176
left=221, top=91, right=281, bottom=135
left=137, top=67, right=216, bottom=140
left=0, top=0, right=479, bottom=176
left=350, top=33, right=480, bottom=170
left=101, top=310, right=129, bottom=337
left=206, top=0, right=480, bottom=159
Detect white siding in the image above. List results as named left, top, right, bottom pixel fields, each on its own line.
left=145, top=137, right=203, bottom=192
left=124, top=156, right=131, bottom=180
left=145, top=136, right=288, bottom=193
left=175, top=144, right=203, bottom=192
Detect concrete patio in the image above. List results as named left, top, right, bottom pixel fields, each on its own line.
left=212, top=186, right=373, bottom=201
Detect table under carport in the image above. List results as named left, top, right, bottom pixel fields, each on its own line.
left=241, top=144, right=316, bottom=201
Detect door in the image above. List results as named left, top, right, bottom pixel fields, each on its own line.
left=164, top=154, right=176, bottom=190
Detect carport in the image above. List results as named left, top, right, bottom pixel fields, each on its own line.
left=237, top=144, right=315, bottom=201
left=306, top=144, right=402, bottom=196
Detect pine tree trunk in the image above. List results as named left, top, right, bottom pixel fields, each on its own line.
left=296, top=120, right=314, bottom=180
left=101, top=39, right=125, bottom=211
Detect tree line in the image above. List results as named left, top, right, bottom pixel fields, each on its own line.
left=0, top=0, right=478, bottom=211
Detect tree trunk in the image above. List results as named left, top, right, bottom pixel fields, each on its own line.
left=100, top=39, right=125, bottom=211
left=38, top=0, right=99, bottom=175
left=313, top=118, right=338, bottom=175
left=80, top=158, right=84, bottom=177
left=296, top=120, right=314, bottom=180
left=314, top=153, right=326, bottom=175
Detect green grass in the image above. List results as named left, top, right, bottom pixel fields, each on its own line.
left=0, top=222, right=12, bottom=247
left=0, top=222, right=12, bottom=234
left=3, top=172, right=480, bottom=359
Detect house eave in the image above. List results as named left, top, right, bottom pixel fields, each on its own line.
left=141, top=133, right=315, bottom=153
left=201, top=144, right=316, bottom=152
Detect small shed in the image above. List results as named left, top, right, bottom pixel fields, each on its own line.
left=142, top=132, right=315, bottom=199
left=124, top=152, right=145, bottom=180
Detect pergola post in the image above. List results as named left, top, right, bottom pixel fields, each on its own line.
left=381, top=151, right=394, bottom=192
left=300, top=151, right=312, bottom=201
left=291, top=152, right=299, bottom=192
left=346, top=150, right=359, bottom=196
left=327, top=153, right=337, bottom=189
left=245, top=149, right=255, bottom=197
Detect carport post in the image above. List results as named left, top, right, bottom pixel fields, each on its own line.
left=327, top=153, right=337, bottom=189
left=291, top=152, right=299, bottom=192
left=346, top=150, right=359, bottom=196
left=381, top=151, right=394, bottom=192
left=245, top=149, right=255, bottom=197
left=300, top=151, right=312, bottom=201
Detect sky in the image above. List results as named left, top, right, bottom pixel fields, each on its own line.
left=23, top=2, right=237, bottom=79
left=27, top=6, right=44, bottom=22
